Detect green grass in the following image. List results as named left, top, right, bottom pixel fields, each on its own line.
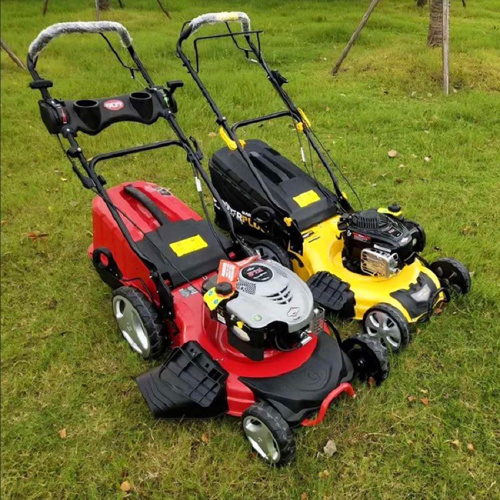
left=1, top=0, right=499, bottom=498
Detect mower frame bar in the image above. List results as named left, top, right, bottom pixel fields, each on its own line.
left=89, top=139, right=184, bottom=172
left=28, top=21, right=248, bottom=318
left=231, top=110, right=293, bottom=132
left=177, top=13, right=352, bottom=252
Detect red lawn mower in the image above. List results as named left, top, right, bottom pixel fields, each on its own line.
left=28, top=21, right=389, bottom=465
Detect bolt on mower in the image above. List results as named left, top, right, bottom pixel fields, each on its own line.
left=28, top=21, right=390, bottom=466
left=176, top=12, right=472, bottom=353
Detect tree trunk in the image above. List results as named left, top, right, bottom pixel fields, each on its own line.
left=428, top=0, right=443, bottom=47
left=1, top=39, right=26, bottom=70
left=442, top=0, right=450, bottom=94
left=331, top=0, right=381, bottom=75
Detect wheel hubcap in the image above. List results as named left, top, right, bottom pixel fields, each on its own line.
left=365, top=311, right=401, bottom=350
left=243, top=416, right=280, bottom=464
left=112, top=296, right=151, bottom=357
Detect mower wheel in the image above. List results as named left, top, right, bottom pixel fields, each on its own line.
left=253, top=240, right=292, bottom=269
left=242, top=402, right=295, bottom=466
left=363, top=303, right=411, bottom=353
left=429, top=258, right=471, bottom=295
left=112, top=286, right=167, bottom=360
left=343, top=335, right=390, bottom=385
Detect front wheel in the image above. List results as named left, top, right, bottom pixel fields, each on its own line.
left=343, top=335, right=390, bottom=385
left=363, top=304, right=411, bottom=353
left=242, top=402, right=295, bottom=466
left=429, top=258, right=471, bottom=295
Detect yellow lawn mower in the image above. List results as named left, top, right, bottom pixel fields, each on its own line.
left=176, top=12, right=471, bottom=353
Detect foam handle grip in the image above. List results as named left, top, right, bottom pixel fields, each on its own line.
left=187, top=12, right=251, bottom=37
left=28, top=21, right=132, bottom=62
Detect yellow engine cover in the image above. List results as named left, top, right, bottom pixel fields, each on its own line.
left=290, top=216, right=442, bottom=323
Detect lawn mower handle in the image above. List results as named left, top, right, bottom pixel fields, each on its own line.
left=179, top=12, right=251, bottom=43
left=28, top=21, right=132, bottom=65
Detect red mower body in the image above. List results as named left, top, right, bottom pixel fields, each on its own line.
left=89, top=181, right=355, bottom=424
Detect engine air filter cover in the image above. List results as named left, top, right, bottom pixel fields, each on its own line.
left=226, top=260, right=314, bottom=333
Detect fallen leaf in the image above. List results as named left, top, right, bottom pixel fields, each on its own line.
left=1, top=220, right=8, bottom=226
left=318, top=469, right=330, bottom=479
left=420, top=397, right=430, bottom=406
left=419, top=388, right=429, bottom=395
left=208, top=132, right=217, bottom=138
left=120, top=481, right=132, bottom=492
left=323, top=439, right=337, bottom=457
left=467, top=443, right=475, bottom=453
left=434, top=307, right=443, bottom=316
left=424, top=156, right=431, bottom=163
left=368, top=377, right=376, bottom=388
left=58, top=428, right=67, bottom=439
left=301, top=493, right=308, bottom=500
left=443, top=393, right=450, bottom=399
left=398, top=164, right=405, bottom=168
left=396, top=179, right=403, bottom=184
left=325, top=107, right=330, bottom=112
left=26, top=231, right=49, bottom=241
left=450, top=439, right=461, bottom=449
left=69, top=201, right=79, bottom=207
left=61, top=177, right=68, bottom=182
left=388, top=150, right=398, bottom=158
left=407, top=395, right=417, bottom=403
left=201, top=433, right=210, bottom=444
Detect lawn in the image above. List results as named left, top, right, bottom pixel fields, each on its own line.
left=1, top=0, right=499, bottom=498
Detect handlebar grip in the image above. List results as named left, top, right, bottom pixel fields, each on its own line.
left=179, top=11, right=251, bottom=41
left=28, top=21, right=132, bottom=63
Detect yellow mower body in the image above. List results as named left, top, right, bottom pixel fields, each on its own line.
left=290, top=215, right=444, bottom=324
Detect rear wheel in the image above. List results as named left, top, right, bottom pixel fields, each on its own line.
left=112, top=286, right=166, bottom=360
left=242, top=402, right=295, bottom=466
left=253, top=240, right=292, bottom=269
left=343, top=335, right=390, bottom=385
left=429, top=258, right=471, bottom=295
left=363, top=303, right=411, bottom=353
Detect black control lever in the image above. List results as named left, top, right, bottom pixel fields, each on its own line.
left=189, top=136, right=203, bottom=161
left=166, top=80, right=184, bottom=92
left=165, top=80, right=184, bottom=113
left=271, top=70, right=288, bottom=86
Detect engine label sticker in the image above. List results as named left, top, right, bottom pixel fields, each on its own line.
left=170, top=234, right=208, bottom=257
left=103, top=99, right=125, bottom=111
left=178, top=285, right=198, bottom=298
left=241, top=264, right=273, bottom=283
left=293, top=190, right=320, bottom=208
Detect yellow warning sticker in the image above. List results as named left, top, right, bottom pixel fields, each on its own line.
left=293, top=190, right=320, bottom=208
left=170, top=234, right=208, bottom=257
